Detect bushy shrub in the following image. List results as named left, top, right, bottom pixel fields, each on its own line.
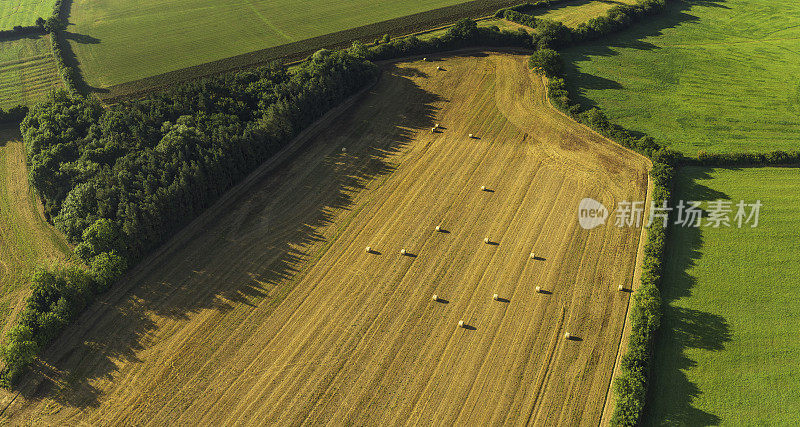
left=528, top=48, right=563, bottom=77
left=696, top=150, right=800, bottom=166
left=1, top=266, right=95, bottom=385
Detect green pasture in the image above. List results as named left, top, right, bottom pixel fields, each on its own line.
left=0, top=35, right=62, bottom=109
left=531, top=0, right=638, bottom=28
left=68, top=0, right=485, bottom=87
left=648, top=166, right=800, bottom=425
left=562, top=0, right=800, bottom=155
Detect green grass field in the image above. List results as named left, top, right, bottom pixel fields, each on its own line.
left=0, top=35, right=62, bottom=109
left=417, top=0, right=638, bottom=41
left=0, top=127, right=73, bottom=334
left=530, top=0, right=638, bottom=28
left=0, top=0, right=55, bottom=30
left=562, top=0, right=800, bottom=155
left=647, top=166, right=800, bottom=425
left=68, top=0, right=497, bottom=87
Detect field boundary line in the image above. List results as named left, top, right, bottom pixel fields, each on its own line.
left=94, top=1, right=524, bottom=102
left=525, top=305, right=566, bottom=426
left=598, top=174, right=652, bottom=426
left=537, top=73, right=653, bottom=426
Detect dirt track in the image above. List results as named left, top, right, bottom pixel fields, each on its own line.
left=0, top=53, right=648, bottom=425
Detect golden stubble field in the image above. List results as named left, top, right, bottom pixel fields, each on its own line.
left=0, top=52, right=649, bottom=425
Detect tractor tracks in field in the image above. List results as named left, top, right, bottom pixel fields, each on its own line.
left=525, top=305, right=567, bottom=426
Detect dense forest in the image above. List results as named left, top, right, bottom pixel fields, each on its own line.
left=2, top=48, right=378, bottom=383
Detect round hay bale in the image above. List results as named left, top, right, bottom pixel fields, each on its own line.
left=618, top=284, right=625, bottom=291
left=431, top=127, right=436, bottom=133
left=423, top=57, right=427, bottom=61
left=564, top=332, right=571, bottom=340
left=458, top=320, right=465, bottom=328
left=493, top=293, right=499, bottom=301
left=341, top=147, right=346, bottom=152
left=535, top=286, right=541, bottom=293
left=365, top=246, right=372, bottom=253
left=484, top=237, right=490, bottom=244
left=481, top=185, right=486, bottom=191
left=400, top=248, right=407, bottom=255
left=530, top=252, right=536, bottom=259
left=435, top=123, right=440, bottom=128
left=469, top=133, right=473, bottom=138
left=432, top=294, right=438, bottom=302
left=435, top=225, right=441, bottom=232
left=437, top=66, right=442, bottom=70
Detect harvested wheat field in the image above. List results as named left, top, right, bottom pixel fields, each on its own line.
left=0, top=52, right=649, bottom=425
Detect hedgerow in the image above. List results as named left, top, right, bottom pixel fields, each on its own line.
left=530, top=41, right=674, bottom=425
left=47, top=0, right=84, bottom=94
left=500, top=9, right=539, bottom=29
left=695, top=151, right=800, bottom=166
left=500, top=0, right=666, bottom=48
left=494, top=0, right=568, bottom=18
left=572, top=0, right=666, bottom=43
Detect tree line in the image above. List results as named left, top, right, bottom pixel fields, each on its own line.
left=47, top=0, right=83, bottom=94
left=1, top=48, right=379, bottom=385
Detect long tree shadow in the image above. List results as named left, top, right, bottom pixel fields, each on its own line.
left=53, top=0, right=108, bottom=94
left=9, top=63, right=443, bottom=410
left=562, top=0, right=728, bottom=109
left=644, top=167, right=733, bottom=426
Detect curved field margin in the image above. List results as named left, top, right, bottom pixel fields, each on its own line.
left=0, top=53, right=648, bottom=424
left=0, top=128, right=73, bottom=336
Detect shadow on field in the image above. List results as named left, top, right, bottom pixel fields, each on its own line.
left=53, top=0, right=108, bottom=94
left=0, top=32, right=47, bottom=44
left=561, top=0, right=728, bottom=109
left=12, top=63, right=442, bottom=410
left=644, top=167, right=732, bottom=426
